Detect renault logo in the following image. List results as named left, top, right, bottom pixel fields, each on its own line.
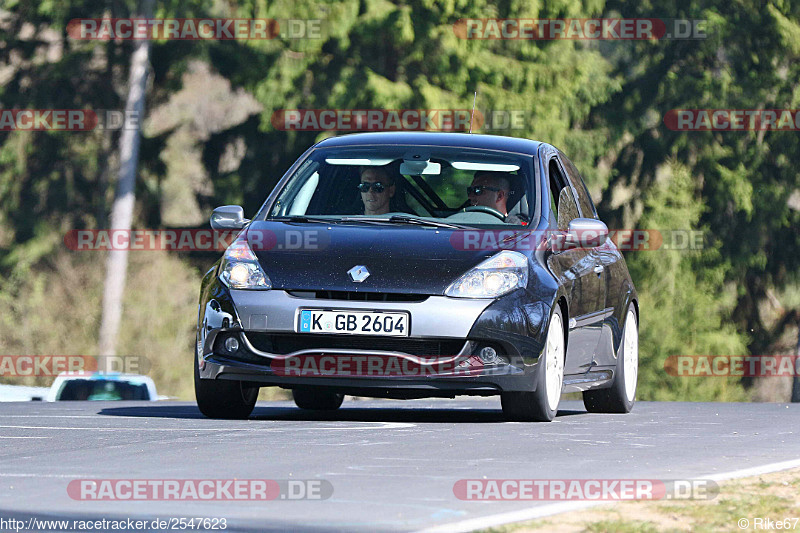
left=348, top=265, right=370, bottom=282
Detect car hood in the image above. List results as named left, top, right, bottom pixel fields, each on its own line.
left=246, top=221, right=524, bottom=295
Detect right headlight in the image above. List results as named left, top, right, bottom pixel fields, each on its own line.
left=219, top=233, right=272, bottom=290
left=445, top=250, right=529, bottom=298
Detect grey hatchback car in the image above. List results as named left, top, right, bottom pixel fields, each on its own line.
left=194, top=132, right=638, bottom=421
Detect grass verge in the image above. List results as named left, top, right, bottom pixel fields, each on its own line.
left=480, top=467, right=800, bottom=533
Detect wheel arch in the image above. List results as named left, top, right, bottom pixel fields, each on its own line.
left=612, top=281, right=638, bottom=356
left=556, top=295, right=569, bottom=352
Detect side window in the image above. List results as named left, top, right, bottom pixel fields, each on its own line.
left=559, top=152, right=598, bottom=219
left=548, top=166, right=560, bottom=218
left=549, top=159, right=579, bottom=230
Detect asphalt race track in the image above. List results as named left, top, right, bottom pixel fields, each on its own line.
left=0, top=399, right=799, bottom=532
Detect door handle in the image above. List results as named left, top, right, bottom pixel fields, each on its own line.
left=593, top=264, right=604, bottom=275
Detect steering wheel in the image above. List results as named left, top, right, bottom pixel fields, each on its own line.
left=464, top=205, right=506, bottom=221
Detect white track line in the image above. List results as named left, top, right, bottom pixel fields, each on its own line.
left=416, top=457, right=800, bottom=533
left=0, top=425, right=251, bottom=431
left=705, top=458, right=800, bottom=481
left=0, top=421, right=413, bottom=431
left=0, top=473, right=88, bottom=478
left=0, top=415, right=184, bottom=419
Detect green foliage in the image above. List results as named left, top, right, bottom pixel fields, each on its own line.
left=600, top=0, right=800, bottom=354
left=627, top=163, right=749, bottom=401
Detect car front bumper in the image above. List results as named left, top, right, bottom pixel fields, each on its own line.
left=196, top=279, right=551, bottom=395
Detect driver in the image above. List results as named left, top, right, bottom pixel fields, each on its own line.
left=467, top=171, right=512, bottom=217
left=358, top=166, right=396, bottom=216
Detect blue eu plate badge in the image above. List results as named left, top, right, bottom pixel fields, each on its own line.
left=300, top=310, right=312, bottom=332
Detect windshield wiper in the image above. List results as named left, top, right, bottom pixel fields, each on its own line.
left=339, top=215, right=463, bottom=229
left=268, top=215, right=338, bottom=224
left=272, top=215, right=464, bottom=229
left=386, top=215, right=465, bottom=229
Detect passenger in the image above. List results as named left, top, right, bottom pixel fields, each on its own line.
left=358, top=166, right=396, bottom=216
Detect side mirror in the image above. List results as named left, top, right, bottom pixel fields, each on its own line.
left=567, top=218, right=608, bottom=248
left=210, top=205, right=249, bottom=230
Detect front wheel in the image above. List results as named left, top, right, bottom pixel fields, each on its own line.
left=194, top=350, right=258, bottom=419
left=583, top=304, right=638, bottom=413
left=501, top=306, right=565, bottom=421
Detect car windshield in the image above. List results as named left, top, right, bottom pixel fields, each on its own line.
left=55, top=379, right=151, bottom=401
left=265, top=146, right=534, bottom=227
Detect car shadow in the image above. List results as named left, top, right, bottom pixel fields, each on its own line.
left=97, top=403, right=587, bottom=423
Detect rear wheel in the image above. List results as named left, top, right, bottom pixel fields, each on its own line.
left=293, top=389, right=344, bottom=411
left=194, top=349, right=258, bottom=419
left=583, top=304, right=638, bottom=413
left=501, top=306, right=565, bottom=422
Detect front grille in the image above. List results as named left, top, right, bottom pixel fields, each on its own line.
left=245, top=332, right=467, bottom=357
left=286, top=290, right=428, bottom=302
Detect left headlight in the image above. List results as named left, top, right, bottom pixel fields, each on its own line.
left=445, top=250, right=528, bottom=298
left=219, top=234, right=272, bottom=290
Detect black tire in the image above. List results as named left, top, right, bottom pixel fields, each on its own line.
left=293, top=389, right=344, bottom=411
left=583, top=304, right=638, bottom=413
left=501, top=306, right=565, bottom=422
left=194, top=350, right=258, bottom=419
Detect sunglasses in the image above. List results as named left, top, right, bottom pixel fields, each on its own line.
left=466, top=185, right=501, bottom=196
left=357, top=182, right=389, bottom=193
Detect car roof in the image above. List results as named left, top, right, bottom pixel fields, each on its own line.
left=54, top=372, right=154, bottom=384
left=315, top=132, right=544, bottom=155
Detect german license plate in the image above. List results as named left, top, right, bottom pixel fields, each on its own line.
left=297, top=310, right=409, bottom=337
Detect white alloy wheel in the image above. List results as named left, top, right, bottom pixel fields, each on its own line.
left=545, top=311, right=565, bottom=412
left=623, top=308, right=638, bottom=402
